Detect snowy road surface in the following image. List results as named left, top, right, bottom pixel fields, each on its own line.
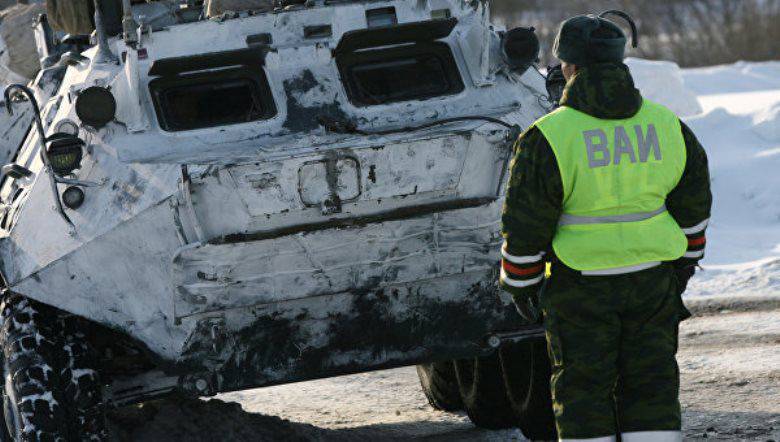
left=108, top=298, right=780, bottom=441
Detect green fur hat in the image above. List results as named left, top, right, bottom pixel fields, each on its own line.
left=553, top=15, right=627, bottom=65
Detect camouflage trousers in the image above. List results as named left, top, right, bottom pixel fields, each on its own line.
left=540, top=262, right=686, bottom=440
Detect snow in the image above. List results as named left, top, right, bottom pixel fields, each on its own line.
left=679, top=309, right=780, bottom=375
left=680, top=61, right=780, bottom=96
left=625, top=58, right=702, bottom=117
left=752, top=103, right=780, bottom=142
left=626, top=59, right=780, bottom=298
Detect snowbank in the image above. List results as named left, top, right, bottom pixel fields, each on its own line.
left=681, top=61, right=780, bottom=95
left=625, top=57, right=702, bottom=117
left=620, top=58, right=780, bottom=297
left=752, top=102, right=780, bottom=142
left=678, top=62, right=780, bottom=297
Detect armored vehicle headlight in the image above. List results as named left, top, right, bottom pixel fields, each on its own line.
left=75, top=86, right=116, bottom=129
left=62, top=186, right=85, bottom=210
left=46, top=133, right=85, bottom=175
left=501, top=27, right=540, bottom=75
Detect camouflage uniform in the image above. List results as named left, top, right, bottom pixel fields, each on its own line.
left=500, top=63, right=712, bottom=440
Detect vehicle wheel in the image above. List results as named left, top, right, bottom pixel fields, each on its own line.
left=59, top=316, right=109, bottom=440
left=416, top=362, right=463, bottom=411
left=453, top=353, right=518, bottom=429
left=0, top=390, right=10, bottom=441
left=1, top=294, right=108, bottom=441
left=0, top=355, right=9, bottom=441
left=500, top=339, right=557, bottom=440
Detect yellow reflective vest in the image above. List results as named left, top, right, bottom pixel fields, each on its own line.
left=534, top=99, right=688, bottom=272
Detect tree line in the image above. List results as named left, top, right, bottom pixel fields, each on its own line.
left=491, top=0, right=780, bottom=67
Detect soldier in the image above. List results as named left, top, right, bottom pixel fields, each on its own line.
left=500, top=13, right=712, bottom=442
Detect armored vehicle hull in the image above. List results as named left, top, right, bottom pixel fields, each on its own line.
left=0, top=0, right=556, bottom=438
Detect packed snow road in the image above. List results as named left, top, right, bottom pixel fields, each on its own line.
left=107, top=296, right=780, bottom=442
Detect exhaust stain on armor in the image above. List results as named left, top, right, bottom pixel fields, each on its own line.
left=178, top=277, right=516, bottom=392
left=282, top=69, right=348, bottom=132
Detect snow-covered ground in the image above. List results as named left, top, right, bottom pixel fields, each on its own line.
left=627, top=59, right=780, bottom=299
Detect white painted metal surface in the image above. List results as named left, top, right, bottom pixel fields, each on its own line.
left=0, top=0, right=549, bottom=364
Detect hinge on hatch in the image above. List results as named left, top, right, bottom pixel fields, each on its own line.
left=178, top=165, right=206, bottom=243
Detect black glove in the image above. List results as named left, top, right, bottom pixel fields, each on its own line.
left=545, top=64, right=566, bottom=107
left=673, top=264, right=696, bottom=296
left=672, top=264, right=695, bottom=321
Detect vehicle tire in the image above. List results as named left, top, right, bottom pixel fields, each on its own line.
left=1, top=294, right=108, bottom=441
left=0, top=393, right=10, bottom=441
left=416, top=362, right=463, bottom=411
left=453, top=353, right=518, bottom=430
left=500, top=339, right=557, bottom=440
left=59, top=316, right=109, bottom=440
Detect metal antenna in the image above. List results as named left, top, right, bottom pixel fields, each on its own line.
left=599, top=10, right=639, bottom=48
left=93, top=0, right=119, bottom=64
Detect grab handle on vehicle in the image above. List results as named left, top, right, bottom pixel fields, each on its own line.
left=5, top=85, right=75, bottom=228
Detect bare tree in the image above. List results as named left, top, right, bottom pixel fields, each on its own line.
left=491, top=0, right=780, bottom=67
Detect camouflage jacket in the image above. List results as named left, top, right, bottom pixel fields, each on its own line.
left=500, top=62, right=712, bottom=298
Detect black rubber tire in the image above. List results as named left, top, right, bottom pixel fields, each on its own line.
left=416, top=362, right=463, bottom=412
left=59, top=317, right=109, bottom=441
left=453, top=353, right=518, bottom=430
left=0, top=295, right=108, bottom=441
left=500, top=339, right=557, bottom=440
left=0, top=390, right=10, bottom=441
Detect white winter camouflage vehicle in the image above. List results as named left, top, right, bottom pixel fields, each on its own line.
left=0, top=0, right=557, bottom=439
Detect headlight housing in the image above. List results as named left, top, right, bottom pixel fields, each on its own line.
left=46, top=133, right=85, bottom=175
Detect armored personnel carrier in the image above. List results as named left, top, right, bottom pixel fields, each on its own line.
left=0, top=0, right=556, bottom=439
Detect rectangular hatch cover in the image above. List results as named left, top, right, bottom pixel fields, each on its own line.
left=334, top=18, right=458, bottom=55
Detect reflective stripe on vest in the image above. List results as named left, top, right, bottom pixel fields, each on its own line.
left=581, top=261, right=661, bottom=276
left=535, top=99, right=689, bottom=272
left=559, top=204, right=668, bottom=227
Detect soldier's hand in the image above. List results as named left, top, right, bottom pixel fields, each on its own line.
left=673, top=264, right=696, bottom=295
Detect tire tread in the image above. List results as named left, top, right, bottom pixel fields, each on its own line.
left=416, top=362, right=463, bottom=412
left=1, top=295, right=108, bottom=441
